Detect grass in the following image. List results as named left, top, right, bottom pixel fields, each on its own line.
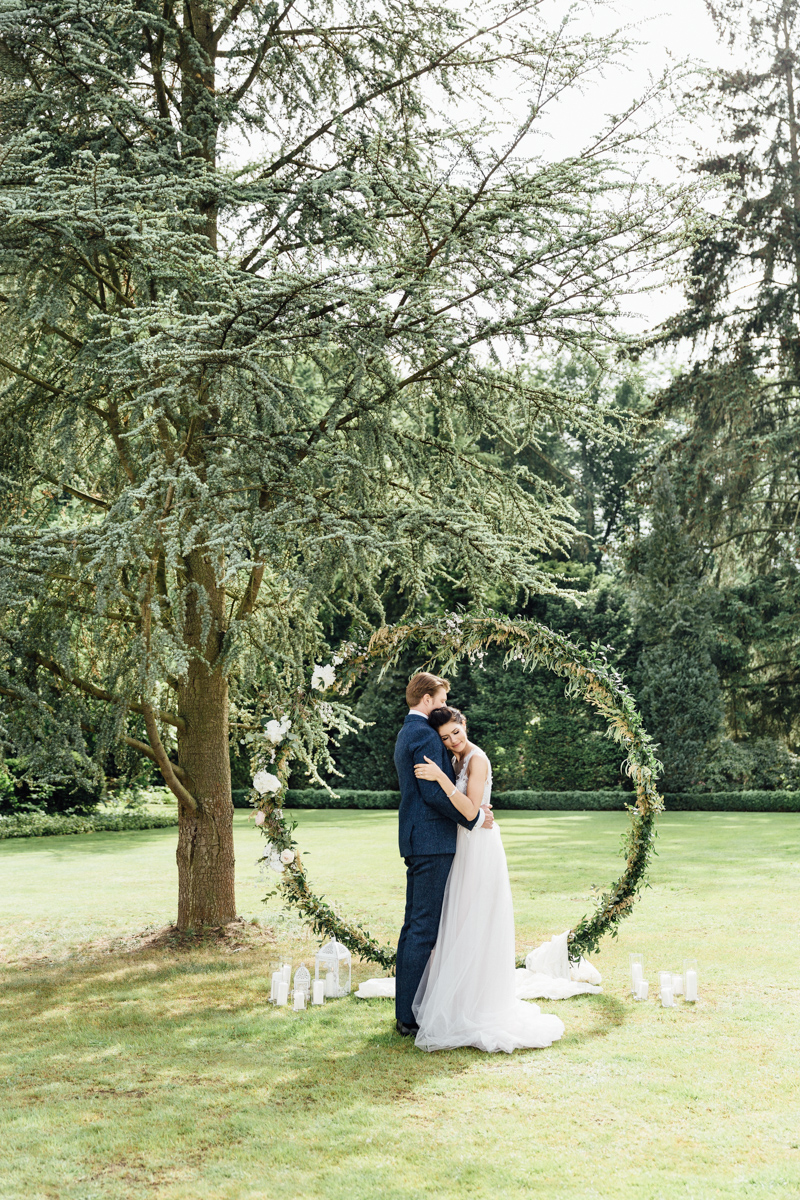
left=1, top=809, right=799, bottom=1199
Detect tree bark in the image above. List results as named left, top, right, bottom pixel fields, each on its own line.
left=170, top=7, right=229, bottom=927
left=175, top=550, right=236, bottom=929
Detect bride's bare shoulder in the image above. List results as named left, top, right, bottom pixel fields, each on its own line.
left=467, top=747, right=490, bottom=774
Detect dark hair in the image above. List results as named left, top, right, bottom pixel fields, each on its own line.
left=428, top=705, right=465, bottom=730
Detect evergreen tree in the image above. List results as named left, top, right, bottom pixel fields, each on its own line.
left=653, top=0, right=800, bottom=571
left=628, top=466, right=724, bottom=791
left=645, top=0, right=800, bottom=751
left=0, top=0, right=698, bottom=925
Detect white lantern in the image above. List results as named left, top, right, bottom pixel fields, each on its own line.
left=293, top=963, right=311, bottom=1006
left=314, top=937, right=351, bottom=998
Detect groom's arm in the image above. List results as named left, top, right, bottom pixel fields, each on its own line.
left=409, top=728, right=480, bottom=831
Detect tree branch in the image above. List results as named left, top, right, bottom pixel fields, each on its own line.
left=1, top=640, right=185, bottom=732
left=252, top=5, right=538, bottom=185
left=38, top=472, right=110, bottom=510
left=142, top=703, right=197, bottom=810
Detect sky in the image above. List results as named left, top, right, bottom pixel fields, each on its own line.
left=541, top=0, right=739, bottom=331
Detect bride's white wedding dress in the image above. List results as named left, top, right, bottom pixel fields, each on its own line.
left=412, top=748, right=565, bottom=1054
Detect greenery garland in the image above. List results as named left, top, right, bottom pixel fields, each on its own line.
left=255, top=614, right=663, bottom=966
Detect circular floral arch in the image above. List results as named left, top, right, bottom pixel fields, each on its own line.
left=258, top=614, right=663, bottom=970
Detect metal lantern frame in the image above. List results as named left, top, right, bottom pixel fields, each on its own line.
left=292, top=963, right=311, bottom=1001
left=314, top=937, right=351, bottom=998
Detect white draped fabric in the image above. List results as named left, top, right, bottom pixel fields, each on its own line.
left=514, top=930, right=602, bottom=1000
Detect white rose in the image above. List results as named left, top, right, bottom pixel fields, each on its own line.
left=254, top=811, right=266, bottom=826
left=253, top=769, right=281, bottom=795
left=311, top=663, right=336, bottom=691
left=280, top=848, right=295, bottom=865
left=265, top=717, right=292, bottom=743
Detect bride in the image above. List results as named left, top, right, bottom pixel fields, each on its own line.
left=412, top=705, right=565, bottom=1053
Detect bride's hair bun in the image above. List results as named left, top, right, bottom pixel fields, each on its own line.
left=429, top=705, right=465, bottom=730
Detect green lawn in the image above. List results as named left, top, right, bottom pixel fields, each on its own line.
left=1, top=810, right=799, bottom=1199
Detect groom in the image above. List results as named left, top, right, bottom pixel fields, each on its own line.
left=393, top=672, right=494, bottom=1035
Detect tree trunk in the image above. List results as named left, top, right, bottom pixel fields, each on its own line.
left=175, top=664, right=235, bottom=928
left=175, top=550, right=236, bottom=929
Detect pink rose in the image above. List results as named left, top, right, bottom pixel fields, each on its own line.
left=254, top=811, right=266, bottom=827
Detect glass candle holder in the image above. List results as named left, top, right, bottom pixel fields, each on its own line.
left=683, top=958, right=698, bottom=1002
left=629, top=953, right=644, bottom=996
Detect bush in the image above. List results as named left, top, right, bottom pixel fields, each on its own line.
left=277, top=788, right=800, bottom=812
left=0, top=810, right=180, bottom=839
left=493, top=790, right=627, bottom=810
left=285, top=789, right=401, bottom=809
left=0, top=758, right=104, bottom=815
left=661, top=790, right=800, bottom=812
left=696, top=738, right=800, bottom=792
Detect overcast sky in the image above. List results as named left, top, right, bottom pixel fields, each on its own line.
left=553, top=0, right=738, bottom=332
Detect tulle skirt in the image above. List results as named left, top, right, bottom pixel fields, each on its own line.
left=412, top=822, right=565, bottom=1053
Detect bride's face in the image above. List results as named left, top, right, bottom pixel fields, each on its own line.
left=437, top=720, right=468, bottom=756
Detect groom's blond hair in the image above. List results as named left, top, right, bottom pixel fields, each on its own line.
left=406, top=672, right=450, bottom=707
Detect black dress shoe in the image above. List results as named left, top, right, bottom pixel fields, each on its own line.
left=395, top=1019, right=419, bottom=1037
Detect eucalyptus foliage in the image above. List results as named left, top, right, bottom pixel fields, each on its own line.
left=0, top=0, right=696, bottom=922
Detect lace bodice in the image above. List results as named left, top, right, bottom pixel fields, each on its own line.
left=454, top=747, right=492, bottom=806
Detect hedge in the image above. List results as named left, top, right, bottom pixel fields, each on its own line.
left=274, top=788, right=800, bottom=812
left=661, top=790, right=800, bottom=812
left=0, top=810, right=180, bottom=840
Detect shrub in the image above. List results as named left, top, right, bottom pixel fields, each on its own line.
left=276, top=788, right=800, bottom=812
left=0, top=810, right=180, bottom=840
left=0, top=758, right=104, bottom=815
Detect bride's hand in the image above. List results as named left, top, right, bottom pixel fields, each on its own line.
left=414, top=755, right=444, bottom=782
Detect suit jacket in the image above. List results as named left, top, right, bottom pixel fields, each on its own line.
left=394, top=713, right=479, bottom=856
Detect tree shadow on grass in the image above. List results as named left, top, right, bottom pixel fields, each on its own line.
left=0, top=950, right=634, bottom=1197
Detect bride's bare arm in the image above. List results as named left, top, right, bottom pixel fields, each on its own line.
left=414, top=755, right=487, bottom=821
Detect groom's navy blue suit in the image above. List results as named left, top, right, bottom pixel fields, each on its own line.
left=394, top=713, right=479, bottom=1026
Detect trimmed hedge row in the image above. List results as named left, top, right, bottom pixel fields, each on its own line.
left=274, top=788, right=800, bottom=812
left=661, top=790, right=800, bottom=812
left=0, top=810, right=180, bottom=840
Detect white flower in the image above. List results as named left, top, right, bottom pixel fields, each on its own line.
left=311, top=663, right=336, bottom=691
left=254, top=811, right=266, bottom=826
left=280, top=848, right=295, bottom=865
left=264, top=717, right=292, bottom=743
left=260, top=845, right=285, bottom=873
left=253, top=769, right=281, bottom=795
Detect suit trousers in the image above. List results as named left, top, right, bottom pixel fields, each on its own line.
left=395, top=853, right=454, bottom=1026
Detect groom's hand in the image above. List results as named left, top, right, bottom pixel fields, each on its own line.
left=480, top=805, right=494, bottom=829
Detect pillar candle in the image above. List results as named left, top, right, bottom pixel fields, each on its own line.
left=270, top=971, right=281, bottom=1002
left=325, top=970, right=336, bottom=997
left=658, top=971, right=672, bottom=990
left=631, top=962, right=643, bottom=994
left=672, top=973, right=684, bottom=996
left=312, top=979, right=325, bottom=1005
left=660, top=985, right=674, bottom=1008
left=637, top=980, right=649, bottom=1001
left=684, top=969, right=698, bottom=1002
left=275, top=980, right=289, bottom=1006
left=281, top=963, right=292, bottom=985
left=293, top=989, right=306, bottom=1012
